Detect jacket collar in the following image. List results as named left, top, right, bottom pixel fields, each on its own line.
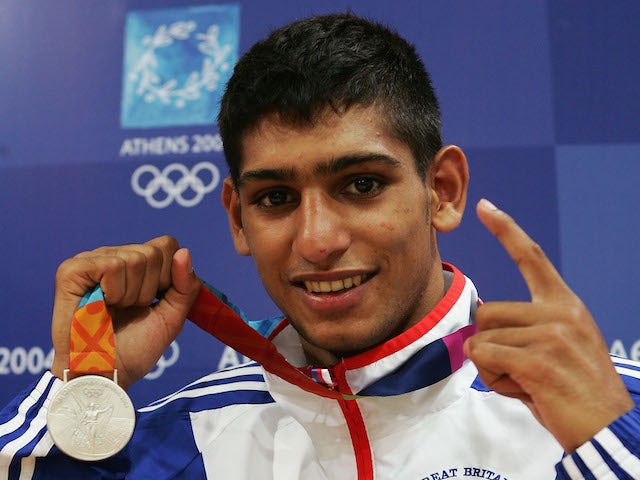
left=188, top=263, right=478, bottom=399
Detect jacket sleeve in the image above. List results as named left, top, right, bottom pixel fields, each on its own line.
left=556, top=357, right=640, bottom=479
left=0, top=372, right=130, bottom=479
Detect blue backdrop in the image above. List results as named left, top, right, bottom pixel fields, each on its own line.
left=1, top=0, right=639, bottom=407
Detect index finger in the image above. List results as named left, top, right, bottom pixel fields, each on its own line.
left=476, top=198, right=571, bottom=302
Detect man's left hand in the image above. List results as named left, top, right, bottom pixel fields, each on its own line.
left=464, top=199, right=634, bottom=453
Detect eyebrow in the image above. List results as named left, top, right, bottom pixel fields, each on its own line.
left=237, top=154, right=401, bottom=187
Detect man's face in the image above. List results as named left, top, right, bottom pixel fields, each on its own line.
left=226, top=106, right=446, bottom=364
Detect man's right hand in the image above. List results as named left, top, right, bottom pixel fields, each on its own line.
left=50, top=236, right=202, bottom=390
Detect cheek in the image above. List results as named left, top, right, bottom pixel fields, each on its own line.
left=379, top=221, right=396, bottom=232
left=367, top=198, right=427, bottom=233
left=383, top=204, right=430, bottom=239
left=376, top=209, right=434, bottom=269
left=244, top=223, right=291, bottom=276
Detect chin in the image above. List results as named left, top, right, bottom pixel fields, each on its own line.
left=308, top=331, right=383, bottom=359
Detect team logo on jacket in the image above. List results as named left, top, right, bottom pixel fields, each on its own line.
left=120, top=4, right=239, bottom=128
left=421, top=466, right=509, bottom=480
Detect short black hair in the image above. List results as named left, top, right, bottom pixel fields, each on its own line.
left=217, top=13, right=442, bottom=185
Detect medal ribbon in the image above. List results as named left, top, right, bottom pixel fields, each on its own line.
left=188, top=284, right=345, bottom=399
left=188, top=277, right=475, bottom=399
left=68, top=285, right=115, bottom=374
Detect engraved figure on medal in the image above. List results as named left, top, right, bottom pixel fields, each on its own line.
left=47, top=375, right=135, bottom=461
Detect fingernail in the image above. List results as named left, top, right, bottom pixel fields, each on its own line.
left=480, top=198, right=499, bottom=211
left=186, top=249, right=194, bottom=274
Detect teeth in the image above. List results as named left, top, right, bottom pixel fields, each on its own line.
left=303, top=275, right=365, bottom=293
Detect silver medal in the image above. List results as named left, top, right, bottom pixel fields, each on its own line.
left=47, top=372, right=135, bottom=461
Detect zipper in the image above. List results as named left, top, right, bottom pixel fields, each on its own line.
left=330, top=368, right=375, bottom=480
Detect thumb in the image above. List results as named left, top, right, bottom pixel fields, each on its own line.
left=154, top=248, right=202, bottom=328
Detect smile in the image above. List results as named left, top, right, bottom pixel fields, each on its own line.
left=303, top=275, right=367, bottom=293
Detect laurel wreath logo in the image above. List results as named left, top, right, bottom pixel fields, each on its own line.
left=127, top=21, right=233, bottom=109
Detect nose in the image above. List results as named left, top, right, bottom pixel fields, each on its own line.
left=292, top=191, right=351, bottom=266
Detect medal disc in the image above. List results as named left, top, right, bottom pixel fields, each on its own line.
left=47, top=375, right=135, bottom=461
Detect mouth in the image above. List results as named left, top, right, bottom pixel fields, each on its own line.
left=302, top=274, right=368, bottom=294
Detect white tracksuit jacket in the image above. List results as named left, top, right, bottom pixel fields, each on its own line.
left=1, top=264, right=640, bottom=479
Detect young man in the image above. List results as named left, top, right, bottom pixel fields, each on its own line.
left=2, top=13, right=639, bottom=479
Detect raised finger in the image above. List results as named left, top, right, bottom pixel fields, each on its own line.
left=476, top=199, right=571, bottom=302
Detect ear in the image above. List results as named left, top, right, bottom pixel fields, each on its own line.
left=428, top=145, right=469, bottom=233
left=221, top=177, right=251, bottom=256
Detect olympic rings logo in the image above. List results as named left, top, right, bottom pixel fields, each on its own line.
left=131, top=161, right=220, bottom=208
left=144, top=341, right=180, bottom=380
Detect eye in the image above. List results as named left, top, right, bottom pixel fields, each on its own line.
left=344, top=176, right=383, bottom=196
left=255, top=189, right=294, bottom=208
